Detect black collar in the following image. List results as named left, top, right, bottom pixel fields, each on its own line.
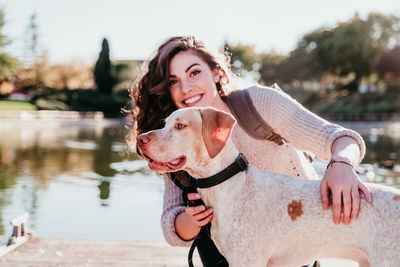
left=187, top=153, right=249, bottom=189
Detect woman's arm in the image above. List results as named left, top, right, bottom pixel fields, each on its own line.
left=161, top=175, right=192, bottom=247
left=248, top=85, right=370, bottom=224
left=161, top=176, right=213, bottom=246
left=248, top=85, right=365, bottom=162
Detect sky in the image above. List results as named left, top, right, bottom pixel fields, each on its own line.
left=1, top=0, right=400, bottom=65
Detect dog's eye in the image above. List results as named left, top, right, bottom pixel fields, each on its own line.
left=175, top=123, right=186, bottom=130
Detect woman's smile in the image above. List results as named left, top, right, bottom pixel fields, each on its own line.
left=182, top=94, right=203, bottom=106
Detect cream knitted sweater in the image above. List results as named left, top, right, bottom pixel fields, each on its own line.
left=161, top=85, right=366, bottom=247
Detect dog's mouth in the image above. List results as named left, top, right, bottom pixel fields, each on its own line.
left=143, top=154, right=186, bottom=172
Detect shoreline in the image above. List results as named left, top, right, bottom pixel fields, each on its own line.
left=0, top=110, right=126, bottom=128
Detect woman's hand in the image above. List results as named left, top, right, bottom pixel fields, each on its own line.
left=320, top=161, right=372, bottom=225
left=175, top=193, right=213, bottom=241
left=185, top=193, right=213, bottom=227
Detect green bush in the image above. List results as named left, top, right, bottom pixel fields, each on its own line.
left=371, top=100, right=393, bottom=113
left=32, top=89, right=130, bottom=118
left=0, top=100, right=37, bottom=110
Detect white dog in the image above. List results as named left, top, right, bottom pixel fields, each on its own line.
left=136, top=107, right=400, bottom=267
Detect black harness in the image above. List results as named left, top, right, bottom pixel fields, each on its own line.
left=170, top=153, right=249, bottom=267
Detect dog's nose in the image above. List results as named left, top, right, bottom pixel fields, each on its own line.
left=137, top=134, right=151, bottom=145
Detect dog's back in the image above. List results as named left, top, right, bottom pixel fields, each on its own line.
left=212, top=165, right=400, bottom=266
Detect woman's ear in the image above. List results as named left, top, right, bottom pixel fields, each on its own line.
left=213, top=68, right=220, bottom=83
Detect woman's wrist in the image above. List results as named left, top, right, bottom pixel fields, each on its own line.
left=326, top=158, right=354, bottom=170
left=331, top=136, right=361, bottom=166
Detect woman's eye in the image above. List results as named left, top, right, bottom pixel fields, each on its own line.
left=190, top=70, right=200, bottom=77
left=168, top=80, right=177, bottom=86
left=175, top=123, right=186, bottom=130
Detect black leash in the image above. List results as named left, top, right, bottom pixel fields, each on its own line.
left=169, top=172, right=203, bottom=267
left=169, top=153, right=249, bottom=267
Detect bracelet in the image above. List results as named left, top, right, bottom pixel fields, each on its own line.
left=326, top=159, right=353, bottom=170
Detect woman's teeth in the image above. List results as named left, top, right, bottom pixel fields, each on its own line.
left=184, top=95, right=201, bottom=104
left=169, top=158, right=181, bottom=165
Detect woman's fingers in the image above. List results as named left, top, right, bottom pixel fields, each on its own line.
left=351, top=187, right=360, bottom=220
left=332, top=188, right=342, bottom=224
left=325, top=182, right=371, bottom=225
left=185, top=205, right=213, bottom=227
left=359, top=182, right=372, bottom=203
left=197, top=211, right=213, bottom=227
left=342, top=187, right=352, bottom=225
left=185, top=205, right=205, bottom=216
left=185, top=193, right=213, bottom=226
left=187, top=193, right=201, bottom=201
left=320, top=178, right=330, bottom=209
left=193, top=208, right=213, bottom=221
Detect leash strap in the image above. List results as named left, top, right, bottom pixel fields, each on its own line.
left=225, top=88, right=285, bottom=145
left=170, top=172, right=204, bottom=267
left=188, top=237, right=198, bottom=267
left=170, top=172, right=203, bottom=206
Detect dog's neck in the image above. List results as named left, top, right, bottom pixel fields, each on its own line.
left=186, top=140, right=240, bottom=179
left=187, top=140, right=247, bottom=214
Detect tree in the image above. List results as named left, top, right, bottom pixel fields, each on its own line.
left=23, top=13, right=40, bottom=68
left=224, top=42, right=258, bottom=75
left=112, top=60, right=140, bottom=91
left=17, top=12, right=46, bottom=92
left=289, top=13, right=400, bottom=89
left=94, top=38, right=115, bottom=95
left=258, top=51, right=286, bottom=85
left=43, top=57, right=94, bottom=90
left=16, top=52, right=50, bottom=92
left=377, top=46, right=400, bottom=79
left=0, top=9, right=19, bottom=83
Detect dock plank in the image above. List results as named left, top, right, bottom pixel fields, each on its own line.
left=0, top=238, right=359, bottom=267
left=0, top=238, right=201, bottom=267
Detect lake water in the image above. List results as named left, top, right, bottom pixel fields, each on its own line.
left=1, top=119, right=400, bottom=245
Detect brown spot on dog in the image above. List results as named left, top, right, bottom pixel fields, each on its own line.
left=393, top=195, right=400, bottom=201
left=287, top=200, right=303, bottom=221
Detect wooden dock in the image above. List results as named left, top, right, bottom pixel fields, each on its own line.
left=0, top=238, right=201, bottom=267
left=0, top=237, right=361, bottom=267
left=0, top=214, right=358, bottom=267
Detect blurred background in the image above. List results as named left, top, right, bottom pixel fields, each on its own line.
left=0, top=0, right=400, bottom=245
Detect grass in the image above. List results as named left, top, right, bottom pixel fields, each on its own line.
left=0, top=100, right=37, bottom=111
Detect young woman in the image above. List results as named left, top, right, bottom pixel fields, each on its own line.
left=129, top=36, right=371, bottom=266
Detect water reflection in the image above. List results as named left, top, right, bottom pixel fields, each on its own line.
left=0, top=165, right=18, bottom=235
left=98, top=177, right=111, bottom=206
left=0, top=121, right=162, bottom=244
left=1, top=121, right=400, bottom=244
left=355, top=123, right=400, bottom=189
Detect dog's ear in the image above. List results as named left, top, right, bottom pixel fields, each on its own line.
left=200, top=108, right=236, bottom=159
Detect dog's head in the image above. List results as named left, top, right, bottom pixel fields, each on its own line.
left=136, top=107, right=236, bottom=174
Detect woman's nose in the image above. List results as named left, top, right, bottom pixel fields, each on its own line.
left=137, top=134, right=151, bottom=145
left=181, top=79, right=193, bottom=94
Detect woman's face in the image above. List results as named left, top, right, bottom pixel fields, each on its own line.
left=168, top=50, right=220, bottom=109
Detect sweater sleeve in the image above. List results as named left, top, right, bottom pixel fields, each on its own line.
left=248, top=85, right=366, bottom=164
left=160, top=174, right=194, bottom=247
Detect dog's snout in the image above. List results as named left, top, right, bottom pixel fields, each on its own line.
left=137, top=134, right=151, bottom=145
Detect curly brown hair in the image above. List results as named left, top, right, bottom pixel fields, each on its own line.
left=129, top=36, right=234, bottom=147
